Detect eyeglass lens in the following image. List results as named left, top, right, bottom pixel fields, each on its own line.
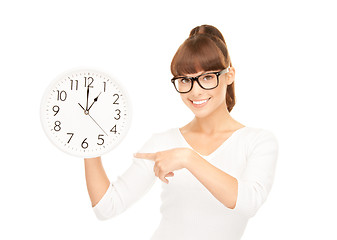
left=173, top=73, right=218, bottom=93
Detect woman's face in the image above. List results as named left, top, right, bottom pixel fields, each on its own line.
left=179, top=68, right=235, bottom=119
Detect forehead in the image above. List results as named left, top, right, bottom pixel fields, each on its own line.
left=183, top=69, right=217, bottom=77
left=185, top=71, right=204, bottom=77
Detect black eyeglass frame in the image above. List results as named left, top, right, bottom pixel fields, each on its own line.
left=171, top=67, right=230, bottom=93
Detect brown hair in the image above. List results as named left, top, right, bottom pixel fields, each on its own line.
left=170, top=25, right=236, bottom=113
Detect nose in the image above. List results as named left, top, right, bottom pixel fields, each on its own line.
left=189, top=79, right=204, bottom=96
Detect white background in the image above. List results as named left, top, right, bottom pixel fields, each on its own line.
left=1, top=0, right=336, bottom=239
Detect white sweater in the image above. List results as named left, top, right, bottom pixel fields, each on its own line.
left=92, top=126, right=279, bottom=240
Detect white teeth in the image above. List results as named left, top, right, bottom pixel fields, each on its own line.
left=192, top=99, right=209, bottom=105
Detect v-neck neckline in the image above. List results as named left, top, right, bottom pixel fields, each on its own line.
left=176, top=126, right=247, bottom=159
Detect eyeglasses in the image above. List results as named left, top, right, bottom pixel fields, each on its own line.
left=171, top=67, right=230, bottom=93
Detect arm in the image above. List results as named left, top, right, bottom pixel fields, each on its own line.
left=84, top=156, right=110, bottom=207
left=187, top=130, right=279, bottom=217
left=134, top=148, right=238, bottom=208
left=136, top=130, right=279, bottom=218
left=186, top=152, right=238, bottom=209
left=85, top=156, right=157, bottom=220
left=85, top=135, right=159, bottom=221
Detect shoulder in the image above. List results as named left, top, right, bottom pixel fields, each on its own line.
left=242, top=126, right=278, bottom=141
left=241, top=126, right=279, bottom=157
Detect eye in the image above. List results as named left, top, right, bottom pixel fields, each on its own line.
left=201, top=74, right=215, bottom=81
left=179, top=78, right=191, bottom=84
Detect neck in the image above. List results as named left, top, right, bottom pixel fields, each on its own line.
left=189, top=104, right=239, bottom=135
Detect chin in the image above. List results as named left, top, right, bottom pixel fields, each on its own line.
left=188, top=107, right=212, bottom=119
left=187, top=99, right=227, bottom=119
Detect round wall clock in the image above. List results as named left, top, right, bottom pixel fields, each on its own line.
left=40, top=69, right=132, bottom=158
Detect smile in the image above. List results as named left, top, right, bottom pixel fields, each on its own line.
left=190, top=98, right=211, bottom=108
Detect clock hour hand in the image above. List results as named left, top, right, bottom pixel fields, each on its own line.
left=87, top=92, right=102, bottom=112
left=78, top=103, right=86, bottom=111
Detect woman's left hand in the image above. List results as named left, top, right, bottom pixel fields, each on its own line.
left=134, top=148, right=194, bottom=184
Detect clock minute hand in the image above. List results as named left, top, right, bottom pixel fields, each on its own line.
left=87, top=92, right=102, bottom=112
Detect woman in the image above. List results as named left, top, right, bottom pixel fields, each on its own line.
left=84, top=25, right=279, bottom=240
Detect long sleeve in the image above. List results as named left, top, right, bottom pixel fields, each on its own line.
left=233, top=130, right=279, bottom=218
left=92, top=135, right=158, bottom=220
left=91, top=127, right=279, bottom=239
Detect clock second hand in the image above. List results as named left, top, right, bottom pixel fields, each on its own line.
left=78, top=101, right=108, bottom=136
left=88, top=113, right=109, bottom=136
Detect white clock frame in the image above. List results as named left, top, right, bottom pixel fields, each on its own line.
left=40, top=68, right=132, bottom=158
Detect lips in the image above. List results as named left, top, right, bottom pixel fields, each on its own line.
left=189, top=98, right=211, bottom=108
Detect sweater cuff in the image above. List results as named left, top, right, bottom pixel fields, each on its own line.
left=231, top=179, right=256, bottom=218
left=92, top=183, right=115, bottom=220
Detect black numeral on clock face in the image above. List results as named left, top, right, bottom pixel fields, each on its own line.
left=53, top=105, right=60, bottom=116
left=67, top=133, right=74, bottom=143
left=110, top=125, right=117, bottom=134
left=81, top=138, right=89, bottom=149
left=97, top=134, right=104, bottom=145
left=79, top=135, right=106, bottom=149
left=70, top=79, right=78, bottom=90
left=113, top=94, right=119, bottom=104
left=54, top=121, right=61, bottom=131
left=114, top=109, right=121, bottom=120
left=84, top=77, right=94, bottom=88
left=57, top=90, right=67, bottom=101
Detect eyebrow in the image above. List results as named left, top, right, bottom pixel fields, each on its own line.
left=180, top=70, right=218, bottom=78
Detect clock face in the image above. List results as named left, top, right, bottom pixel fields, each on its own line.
left=40, top=69, right=132, bottom=158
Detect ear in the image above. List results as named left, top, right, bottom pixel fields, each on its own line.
left=225, top=66, right=235, bottom=85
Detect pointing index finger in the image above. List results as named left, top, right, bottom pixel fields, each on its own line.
left=133, top=152, right=156, bottom=161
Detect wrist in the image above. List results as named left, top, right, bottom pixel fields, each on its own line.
left=184, top=148, right=199, bottom=170
left=84, top=156, right=101, bottom=162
